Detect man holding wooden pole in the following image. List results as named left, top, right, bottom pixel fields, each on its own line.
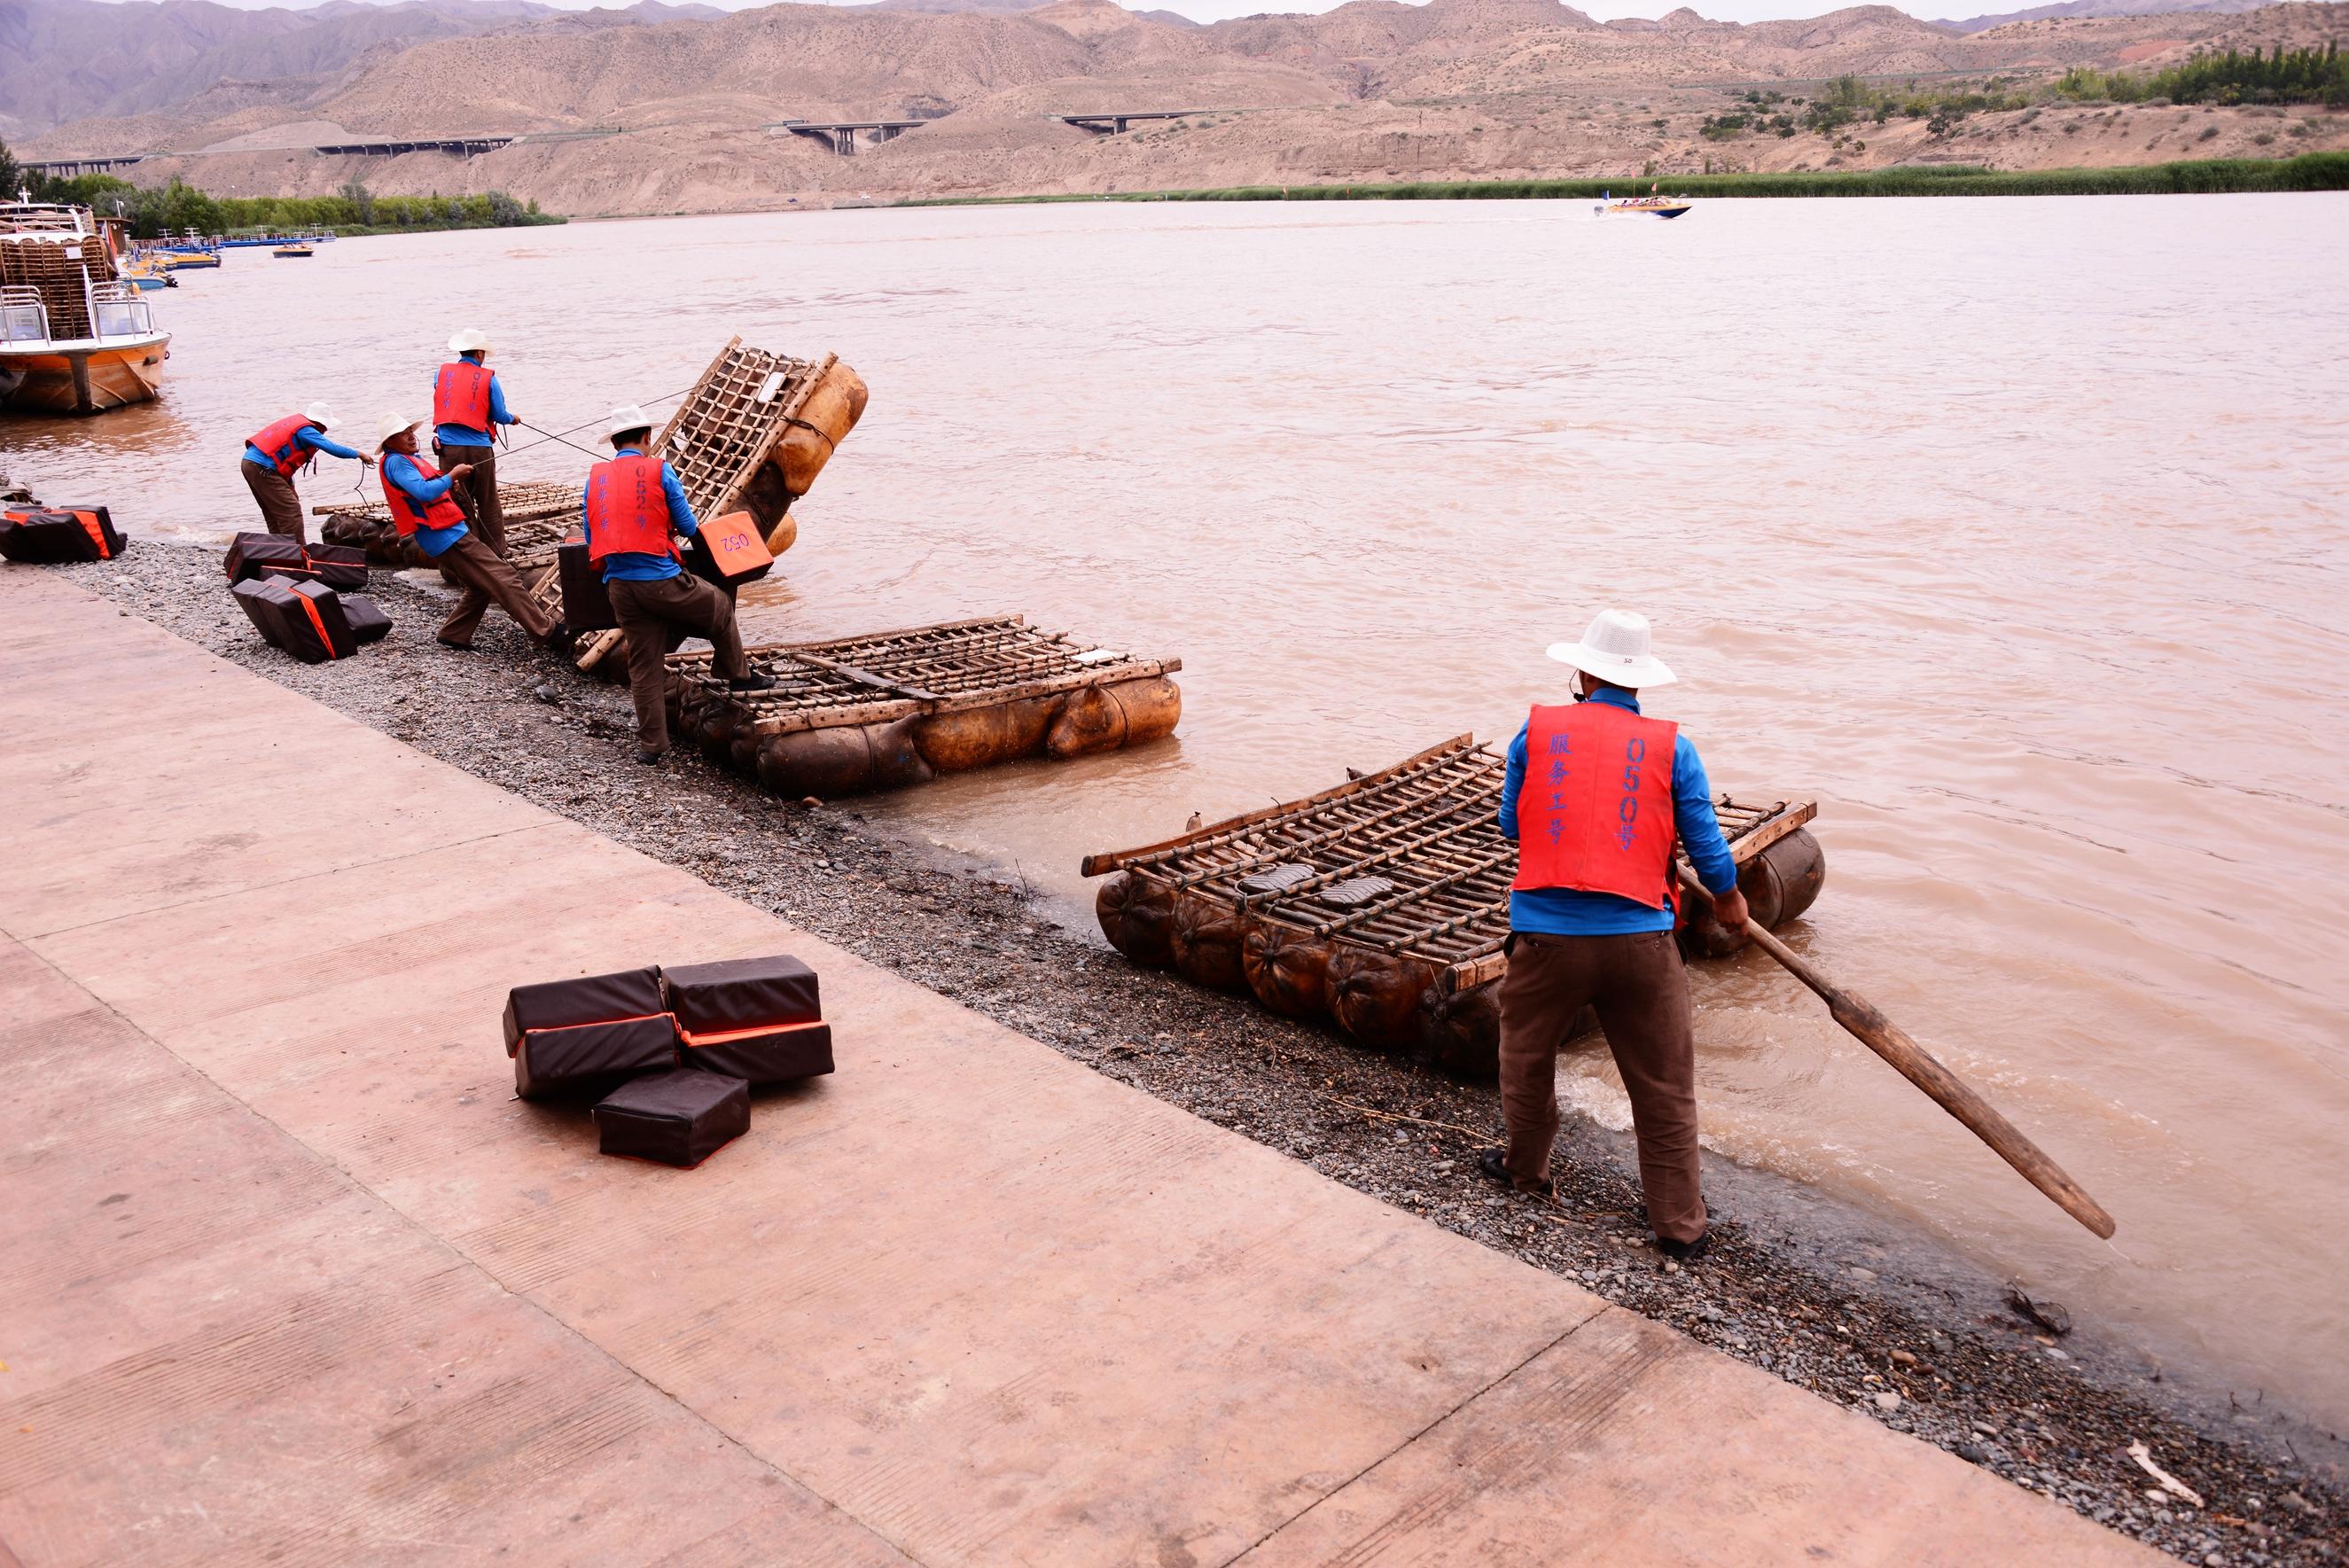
left=1484, top=609, right=1746, bottom=1260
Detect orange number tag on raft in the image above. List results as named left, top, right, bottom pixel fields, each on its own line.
left=700, top=511, right=771, bottom=577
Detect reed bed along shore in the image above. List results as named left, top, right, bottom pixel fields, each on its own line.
left=904, top=150, right=2349, bottom=207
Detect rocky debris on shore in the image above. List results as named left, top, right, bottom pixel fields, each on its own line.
left=57, top=544, right=2348, bottom=1568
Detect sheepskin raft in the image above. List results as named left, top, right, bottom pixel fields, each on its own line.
left=574, top=339, right=866, bottom=675
left=315, top=480, right=581, bottom=566
left=661, top=613, right=1180, bottom=798
left=1081, top=735, right=1822, bottom=1080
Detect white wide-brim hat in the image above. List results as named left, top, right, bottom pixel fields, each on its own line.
left=605, top=404, right=655, bottom=443
left=374, top=411, right=421, bottom=450
left=303, top=401, right=338, bottom=431
left=1546, top=608, right=1677, bottom=688
left=447, top=328, right=492, bottom=355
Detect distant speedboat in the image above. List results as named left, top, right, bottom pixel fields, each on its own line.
left=273, top=243, right=314, bottom=258
left=1595, top=191, right=1693, bottom=219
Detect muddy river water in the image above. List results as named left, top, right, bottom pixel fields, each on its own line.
left=10, top=194, right=2346, bottom=1428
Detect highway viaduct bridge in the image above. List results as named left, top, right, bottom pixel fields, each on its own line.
left=28, top=113, right=1216, bottom=177
left=24, top=135, right=530, bottom=179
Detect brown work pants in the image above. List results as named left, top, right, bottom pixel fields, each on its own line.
left=1497, top=929, right=1705, bottom=1244
left=607, top=573, right=747, bottom=755
left=240, top=458, right=305, bottom=542
left=434, top=441, right=505, bottom=557
left=433, top=532, right=552, bottom=648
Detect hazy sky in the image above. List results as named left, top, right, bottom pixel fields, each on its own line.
left=91, top=0, right=1962, bottom=27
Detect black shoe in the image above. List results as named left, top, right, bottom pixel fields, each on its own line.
left=544, top=622, right=576, bottom=656
left=435, top=637, right=476, bottom=652
left=1477, top=1148, right=1554, bottom=1198
left=636, top=749, right=666, bottom=766
left=727, top=671, right=778, bottom=692
left=1656, top=1231, right=1712, bottom=1262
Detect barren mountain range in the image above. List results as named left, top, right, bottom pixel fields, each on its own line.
left=14, top=0, right=2345, bottom=212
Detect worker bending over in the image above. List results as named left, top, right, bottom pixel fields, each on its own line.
left=374, top=413, right=567, bottom=654
left=584, top=404, right=772, bottom=765
left=1486, top=609, right=1748, bottom=1261
left=241, top=403, right=369, bottom=542
left=432, top=328, right=519, bottom=556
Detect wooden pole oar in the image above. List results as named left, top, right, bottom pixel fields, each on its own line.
left=1680, top=868, right=2116, bottom=1239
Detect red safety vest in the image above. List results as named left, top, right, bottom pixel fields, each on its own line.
left=585, top=453, right=677, bottom=563
left=382, top=454, right=467, bottom=537
left=248, top=414, right=321, bottom=479
left=1511, top=701, right=1680, bottom=909
left=433, top=360, right=493, bottom=433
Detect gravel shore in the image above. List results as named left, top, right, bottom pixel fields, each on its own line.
left=52, top=542, right=2346, bottom=1566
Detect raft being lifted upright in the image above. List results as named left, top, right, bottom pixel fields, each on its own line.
left=1082, top=735, right=1823, bottom=1080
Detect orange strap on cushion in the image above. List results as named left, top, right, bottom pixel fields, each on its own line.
left=74, top=512, right=111, bottom=559
left=679, top=1018, right=824, bottom=1047
left=292, top=592, right=339, bottom=659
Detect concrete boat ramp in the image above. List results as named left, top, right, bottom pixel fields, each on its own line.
left=0, top=571, right=2150, bottom=1566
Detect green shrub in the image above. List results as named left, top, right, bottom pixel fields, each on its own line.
left=2055, top=43, right=2345, bottom=107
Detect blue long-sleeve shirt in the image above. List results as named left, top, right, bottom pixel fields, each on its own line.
left=1498, top=686, right=1740, bottom=936
left=382, top=451, right=469, bottom=559
left=432, top=355, right=515, bottom=449
left=581, top=448, right=698, bottom=582
left=243, top=424, right=363, bottom=470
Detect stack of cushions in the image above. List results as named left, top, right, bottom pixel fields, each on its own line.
left=503, top=954, right=834, bottom=1168
left=230, top=577, right=387, bottom=663
left=223, top=532, right=389, bottom=660
left=1, top=503, right=125, bottom=564
left=664, top=955, right=833, bottom=1083
left=223, top=533, right=370, bottom=589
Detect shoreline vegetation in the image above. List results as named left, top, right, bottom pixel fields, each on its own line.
left=0, top=141, right=559, bottom=238
left=901, top=150, right=2349, bottom=207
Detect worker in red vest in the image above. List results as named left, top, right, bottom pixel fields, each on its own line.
left=431, top=329, right=519, bottom=556
left=583, top=404, right=773, bottom=765
left=374, top=412, right=567, bottom=654
left=240, top=402, right=369, bottom=542
left=1484, top=610, right=1749, bottom=1261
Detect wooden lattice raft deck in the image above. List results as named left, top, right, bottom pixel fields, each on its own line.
left=1081, top=735, right=1822, bottom=1080
left=660, top=613, right=1181, bottom=798
left=315, top=480, right=580, bottom=566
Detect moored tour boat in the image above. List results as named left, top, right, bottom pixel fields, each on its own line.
left=1, top=200, right=171, bottom=416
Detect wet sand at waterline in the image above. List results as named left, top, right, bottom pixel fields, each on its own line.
left=10, top=193, right=2345, bottom=1431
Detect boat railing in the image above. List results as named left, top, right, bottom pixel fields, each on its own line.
left=88, top=282, right=155, bottom=340
left=0, top=286, right=51, bottom=346
left=0, top=204, right=94, bottom=237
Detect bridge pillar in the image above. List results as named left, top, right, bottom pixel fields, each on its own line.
left=1113, top=117, right=1128, bottom=134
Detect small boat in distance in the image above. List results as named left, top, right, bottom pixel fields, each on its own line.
left=120, top=256, right=176, bottom=290
left=1, top=199, right=171, bottom=415
left=1594, top=189, right=1694, bottom=219
left=273, top=243, right=314, bottom=258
